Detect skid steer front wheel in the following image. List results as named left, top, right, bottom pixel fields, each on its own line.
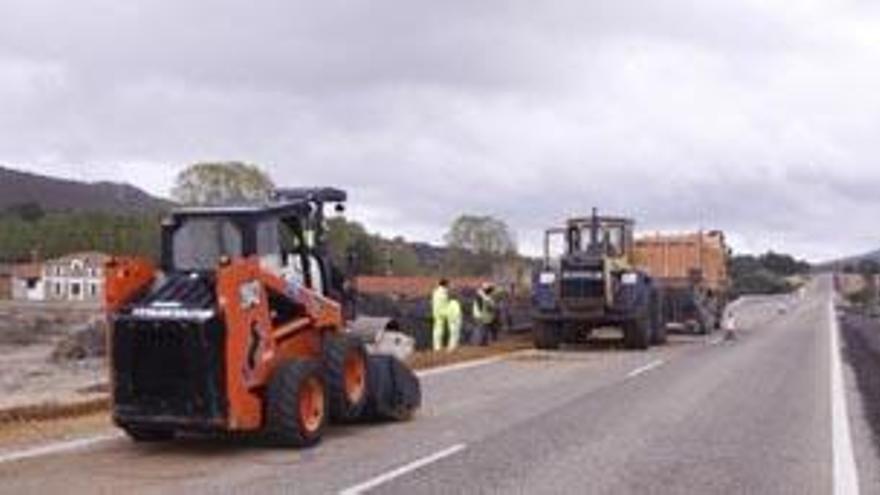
left=324, top=334, right=369, bottom=422
left=265, top=359, right=326, bottom=448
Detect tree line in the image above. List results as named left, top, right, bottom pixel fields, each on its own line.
left=0, top=204, right=162, bottom=263
left=0, top=162, right=522, bottom=280
left=728, top=251, right=811, bottom=297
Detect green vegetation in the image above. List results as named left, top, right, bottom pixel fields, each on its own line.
left=729, top=251, right=811, bottom=297
left=444, top=215, right=517, bottom=255
left=325, top=214, right=521, bottom=277
left=0, top=206, right=161, bottom=262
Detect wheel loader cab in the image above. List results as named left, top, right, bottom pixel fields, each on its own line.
left=536, top=213, right=636, bottom=313
left=563, top=214, right=634, bottom=263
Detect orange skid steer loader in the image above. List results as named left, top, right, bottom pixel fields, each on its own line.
left=104, top=188, right=420, bottom=447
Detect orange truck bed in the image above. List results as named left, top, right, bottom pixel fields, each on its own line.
left=633, top=231, right=729, bottom=292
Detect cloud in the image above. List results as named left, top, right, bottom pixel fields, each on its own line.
left=1, top=0, right=879, bottom=261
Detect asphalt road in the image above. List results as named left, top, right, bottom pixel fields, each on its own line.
left=0, top=277, right=876, bottom=494
left=838, top=302, right=880, bottom=491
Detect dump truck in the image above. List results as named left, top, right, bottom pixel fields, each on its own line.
left=531, top=210, right=665, bottom=350
left=633, top=231, right=730, bottom=333
left=104, top=188, right=420, bottom=447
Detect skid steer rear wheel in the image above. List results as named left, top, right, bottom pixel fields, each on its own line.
left=265, top=359, right=326, bottom=448
left=324, top=334, right=369, bottom=422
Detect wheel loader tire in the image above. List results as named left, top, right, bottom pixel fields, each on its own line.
left=624, top=309, right=651, bottom=350
left=324, top=334, right=369, bottom=422
left=123, top=426, right=174, bottom=442
left=650, top=292, right=668, bottom=345
left=264, top=359, right=326, bottom=448
left=533, top=321, right=561, bottom=350
left=651, top=323, right=668, bottom=345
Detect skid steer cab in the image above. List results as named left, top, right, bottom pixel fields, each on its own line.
left=531, top=209, right=665, bottom=350
left=105, top=188, right=420, bottom=447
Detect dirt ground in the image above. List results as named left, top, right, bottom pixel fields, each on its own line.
left=0, top=301, right=106, bottom=411
left=0, top=344, right=106, bottom=410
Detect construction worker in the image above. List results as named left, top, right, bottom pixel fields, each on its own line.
left=472, top=282, right=497, bottom=346
left=446, top=295, right=463, bottom=351
left=432, top=279, right=450, bottom=351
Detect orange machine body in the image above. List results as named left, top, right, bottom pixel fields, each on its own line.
left=106, top=256, right=345, bottom=432
left=105, top=257, right=157, bottom=312
left=215, top=258, right=343, bottom=430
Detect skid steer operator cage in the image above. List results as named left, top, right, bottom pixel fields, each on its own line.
left=160, top=188, right=347, bottom=281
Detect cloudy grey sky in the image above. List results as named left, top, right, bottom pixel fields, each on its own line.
left=1, top=0, right=879, bottom=261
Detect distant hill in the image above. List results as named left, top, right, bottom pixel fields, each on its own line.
left=815, top=249, right=880, bottom=272
left=0, top=165, right=171, bottom=214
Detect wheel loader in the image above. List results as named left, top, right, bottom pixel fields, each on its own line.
left=104, top=188, right=420, bottom=447
left=531, top=209, right=665, bottom=350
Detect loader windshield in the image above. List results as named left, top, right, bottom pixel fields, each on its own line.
left=172, top=218, right=243, bottom=271
left=565, top=217, right=633, bottom=258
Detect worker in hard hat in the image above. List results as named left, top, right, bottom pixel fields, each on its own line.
left=446, top=294, right=463, bottom=351
left=432, top=279, right=450, bottom=351
left=472, top=282, right=497, bottom=346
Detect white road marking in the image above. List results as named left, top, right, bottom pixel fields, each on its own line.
left=0, top=433, right=121, bottom=465
left=339, top=443, right=467, bottom=495
left=829, top=301, right=860, bottom=495
left=626, top=359, right=665, bottom=378
left=416, top=350, right=530, bottom=378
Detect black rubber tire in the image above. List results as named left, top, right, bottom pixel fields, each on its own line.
left=650, top=291, right=668, bottom=345
left=533, top=321, right=561, bottom=350
left=623, top=310, right=651, bottom=350
left=264, top=359, right=326, bottom=448
left=324, top=334, right=369, bottom=422
left=651, top=322, right=668, bottom=345
left=123, top=426, right=174, bottom=442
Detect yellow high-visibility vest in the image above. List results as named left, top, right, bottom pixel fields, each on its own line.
left=432, top=286, right=449, bottom=320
